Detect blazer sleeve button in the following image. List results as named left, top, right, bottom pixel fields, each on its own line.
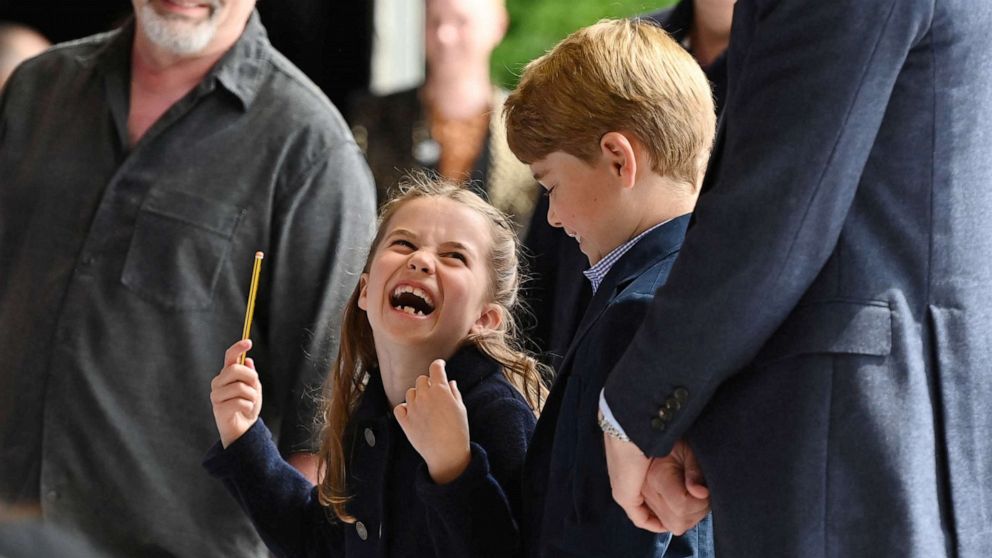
left=673, top=388, right=689, bottom=403
left=651, top=417, right=667, bottom=431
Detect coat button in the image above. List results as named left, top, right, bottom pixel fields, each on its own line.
left=651, top=417, right=667, bottom=431
left=356, top=521, right=368, bottom=540
left=364, top=428, right=375, bottom=447
left=673, top=388, right=689, bottom=402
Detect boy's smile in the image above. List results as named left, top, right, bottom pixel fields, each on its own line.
left=531, top=149, right=628, bottom=266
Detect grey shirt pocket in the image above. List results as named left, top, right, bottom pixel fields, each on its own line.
left=121, top=188, right=245, bottom=310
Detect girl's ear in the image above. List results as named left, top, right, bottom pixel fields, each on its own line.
left=470, top=303, right=503, bottom=335
left=356, top=273, right=369, bottom=311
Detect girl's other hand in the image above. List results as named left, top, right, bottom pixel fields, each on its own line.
left=395, top=359, right=471, bottom=484
left=211, top=339, right=263, bottom=448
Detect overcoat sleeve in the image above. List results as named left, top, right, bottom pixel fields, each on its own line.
left=604, top=0, right=935, bottom=456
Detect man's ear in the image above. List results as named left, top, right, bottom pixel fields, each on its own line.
left=600, top=131, right=638, bottom=189
left=470, top=303, right=503, bottom=335
left=356, top=273, right=369, bottom=311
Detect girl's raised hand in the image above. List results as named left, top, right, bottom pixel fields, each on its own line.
left=395, top=359, right=471, bottom=485
left=211, top=339, right=263, bottom=448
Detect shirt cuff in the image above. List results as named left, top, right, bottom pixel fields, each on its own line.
left=598, top=389, right=629, bottom=439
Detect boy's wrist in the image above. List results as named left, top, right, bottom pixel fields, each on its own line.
left=598, top=390, right=631, bottom=441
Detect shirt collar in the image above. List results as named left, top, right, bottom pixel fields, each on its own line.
left=210, top=10, right=268, bottom=110
left=583, top=219, right=672, bottom=294
left=88, top=10, right=269, bottom=111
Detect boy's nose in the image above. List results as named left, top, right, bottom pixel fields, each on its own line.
left=546, top=204, right=563, bottom=229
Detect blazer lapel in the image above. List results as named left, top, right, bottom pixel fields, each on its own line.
left=554, top=214, right=691, bottom=377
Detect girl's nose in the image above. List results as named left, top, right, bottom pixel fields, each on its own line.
left=407, top=252, right=435, bottom=274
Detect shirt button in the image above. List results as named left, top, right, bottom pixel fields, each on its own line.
left=356, top=520, right=368, bottom=541
left=364, top=428, right=375, bottom=447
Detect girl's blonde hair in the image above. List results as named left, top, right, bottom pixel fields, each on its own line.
left=316, top=172, right=547, bottom=523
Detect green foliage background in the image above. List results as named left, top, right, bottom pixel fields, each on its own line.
left=491, top=0, right=678, bottom=89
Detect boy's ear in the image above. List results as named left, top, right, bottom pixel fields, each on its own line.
left=356, top=273, right=369, bottom=311
left=471, top=303, right=503, bottom=335
left=600, top=131, right=637, bottom=189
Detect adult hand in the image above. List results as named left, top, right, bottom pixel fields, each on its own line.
left=211, top=339, right=263, bottom=448
left=640, top=438, right=710, bottom=535
left=604, top=434, right=665, bottom=533
left=395, top=359, right=471, bottom=484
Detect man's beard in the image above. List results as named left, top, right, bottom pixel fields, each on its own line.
left=137, top=1, right=222, bottom=56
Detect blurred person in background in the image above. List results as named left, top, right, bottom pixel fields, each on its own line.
left=0, top=1, right=130, bottom=44
left=0, top=22, right=50, bottom=90
left=349, top=0, right=538, bottom=233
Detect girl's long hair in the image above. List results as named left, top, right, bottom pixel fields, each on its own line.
left=316, top=172, right=547, bottom=523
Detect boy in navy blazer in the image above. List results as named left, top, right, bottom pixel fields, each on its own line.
left=503, top=19, right=716, bottom=558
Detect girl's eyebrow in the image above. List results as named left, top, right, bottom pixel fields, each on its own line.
left=388, top=229, right=475, bottom=255
left=387, top=228, right=418, bottom=239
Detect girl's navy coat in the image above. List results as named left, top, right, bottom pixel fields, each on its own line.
left=204, top=345, right=536, bottom=558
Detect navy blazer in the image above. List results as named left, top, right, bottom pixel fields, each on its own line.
left=523, top=216, right=712, bottom=558
left=204, top=345, right=536, bottom=558
left=605, top=1, right=992, bottom=557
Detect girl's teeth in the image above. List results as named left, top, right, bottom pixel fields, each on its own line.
left=392, top=285, right=433, bottom=306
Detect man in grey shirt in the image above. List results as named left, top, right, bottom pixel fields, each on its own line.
left=0, top=0, right=376, bottom=556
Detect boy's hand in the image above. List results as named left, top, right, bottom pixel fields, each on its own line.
left=605, top=434, right=665, bottom=532
left=211, top=339, right=263, bottom=448
left=395, top=359, right=471, bottom=485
